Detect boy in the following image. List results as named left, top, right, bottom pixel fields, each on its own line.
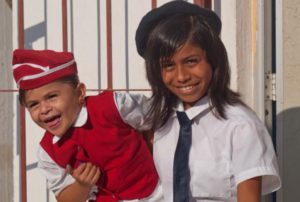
left=12, top=49, right=162, bottom=202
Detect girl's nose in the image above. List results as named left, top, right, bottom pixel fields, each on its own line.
left=177, top=66, right=191, bottom=82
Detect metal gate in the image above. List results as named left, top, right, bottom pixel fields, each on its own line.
left=15, top=1, right=212, bottom=201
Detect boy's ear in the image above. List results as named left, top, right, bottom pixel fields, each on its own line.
left=77, top=83, right=86, bottom=104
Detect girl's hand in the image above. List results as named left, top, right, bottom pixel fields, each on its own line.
left=66, top=162, right=101, bottom=188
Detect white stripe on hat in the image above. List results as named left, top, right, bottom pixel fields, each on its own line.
left=13, top=63, right=50, bottom=71
left=16, top=59, right=75, bottom=86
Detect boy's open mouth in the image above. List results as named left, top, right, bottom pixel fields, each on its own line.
left=44, top=115, right=61, bottom=128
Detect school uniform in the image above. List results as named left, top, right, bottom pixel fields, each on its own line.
left=37, top=91, right=162, bottom=202
left=153, top=96, right=281, bottom=202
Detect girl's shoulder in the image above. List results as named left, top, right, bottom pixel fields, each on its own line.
left=224, top=104, right=264, bottom=127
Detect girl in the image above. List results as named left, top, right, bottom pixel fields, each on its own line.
left=135, top=1, right=281, bottom=201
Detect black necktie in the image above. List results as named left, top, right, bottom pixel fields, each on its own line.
left=173, top=111, right=192, bottom=202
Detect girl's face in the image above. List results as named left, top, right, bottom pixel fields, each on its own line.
left=24, top=81, right=85, bottom=137
left=161, top=42, right=213, bottom=109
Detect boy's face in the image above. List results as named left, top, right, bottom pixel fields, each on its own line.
left=24, top=81, right=85, bottom=137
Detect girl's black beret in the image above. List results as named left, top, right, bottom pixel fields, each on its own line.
left=135, top=0, right=221, bottom=57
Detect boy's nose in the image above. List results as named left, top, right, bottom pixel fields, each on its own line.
left=40, top=102, right=51, bottom=114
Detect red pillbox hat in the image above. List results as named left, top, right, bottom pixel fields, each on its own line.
left=13, top=49, right=78, bottom=90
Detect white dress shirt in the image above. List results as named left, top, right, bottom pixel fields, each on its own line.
left=153, top=96, right=281, bottom=201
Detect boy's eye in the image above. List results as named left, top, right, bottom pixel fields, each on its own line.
left=27, top=102, right=38, bottom=109
left=48, top=94, right=58, bottom=99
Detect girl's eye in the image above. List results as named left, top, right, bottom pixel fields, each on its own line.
left=186, top=58, right=198, bottom=66
left=161, top=61, right=174, bottom=70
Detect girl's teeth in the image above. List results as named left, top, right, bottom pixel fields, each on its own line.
left=181, top=86, right=193, bottom=90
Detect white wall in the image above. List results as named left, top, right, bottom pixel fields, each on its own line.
left=0, top=0, right=13, bottom=201
left=276, top=0, right=300, bottom=201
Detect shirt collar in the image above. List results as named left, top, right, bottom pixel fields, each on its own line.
left=73, top=104, right=88, bottom=127
left=173, top=96, right=211, bottom=120
left=52, top=105, right=88, bottom=144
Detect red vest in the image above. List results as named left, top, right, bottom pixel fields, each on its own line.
left=40, top=91, right=158, bottom=201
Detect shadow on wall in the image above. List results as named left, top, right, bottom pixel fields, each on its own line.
left=24, top=21, right=46, bottom=49
left=6, top=0, right=12, bottom=9
left=277, top=107, right=300, bottom=200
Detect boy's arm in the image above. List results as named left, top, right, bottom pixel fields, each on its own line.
left=57, top=163, right=101, bottom=202
left=114, top=92, right=152, bottom=130
left=37, top=146, right=100, bottom=201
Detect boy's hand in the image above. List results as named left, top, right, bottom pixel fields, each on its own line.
left=57, top=163, right=101, bottom=201
left=66, top=162, right=101, bottom=188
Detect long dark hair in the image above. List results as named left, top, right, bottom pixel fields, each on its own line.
left=144, top=14, right=244, bottom=130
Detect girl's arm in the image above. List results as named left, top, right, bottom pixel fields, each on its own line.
left=237, top=176, right=262, bottom=202
left=56, top=163, right=101, bottom=202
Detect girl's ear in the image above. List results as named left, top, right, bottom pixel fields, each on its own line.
left=77, top=83, right=86, bottom=104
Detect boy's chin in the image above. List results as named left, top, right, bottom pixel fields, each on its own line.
left=47, top=129, right=66, bottom=137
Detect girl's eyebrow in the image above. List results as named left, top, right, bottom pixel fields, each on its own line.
left=181, top=54, right=199, bottom=61
left=184, top=54, right=198, bottom=58
left=160, top=57, right=173, bottom=64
